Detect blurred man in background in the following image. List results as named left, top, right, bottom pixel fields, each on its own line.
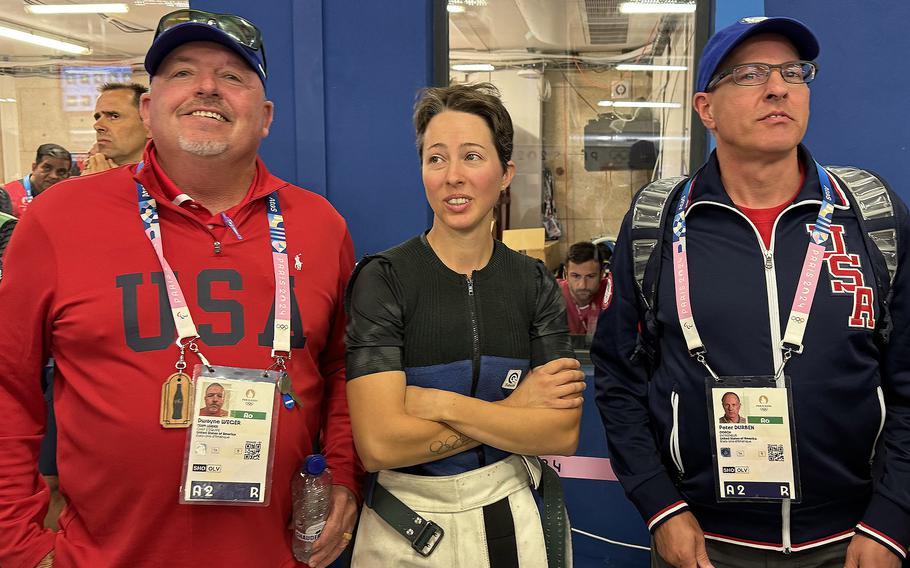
left=1, top=144, right=71, bottom=217
left=82, top=82, right=149, bottom=174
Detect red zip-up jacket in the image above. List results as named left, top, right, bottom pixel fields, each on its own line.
left=2, top=178, right=29, bottom=217
left=0, top=144, right=362, bottom=568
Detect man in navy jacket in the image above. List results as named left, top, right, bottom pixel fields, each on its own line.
left=593, top=16, right=909, bottom=568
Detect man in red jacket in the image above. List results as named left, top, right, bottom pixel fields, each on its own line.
left=0, top=10, right=361, bottom=568
left=1, top=144, right=71, bottom=217
left=559, top=241, right=609, bottom=337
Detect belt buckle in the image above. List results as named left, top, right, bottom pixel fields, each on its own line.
left=410, top=520, right=444, bottom=557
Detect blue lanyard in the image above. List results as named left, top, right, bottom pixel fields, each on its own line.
left=22, top=175, right=32, bottom=199
left=671, top=160, right=842, bottom=378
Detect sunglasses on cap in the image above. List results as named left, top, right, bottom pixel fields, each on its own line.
left=155, top=9, right=267, bottom=73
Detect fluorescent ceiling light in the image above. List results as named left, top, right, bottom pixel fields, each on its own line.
left=0, top=23, right=90, bottom=54
left=452, top=63, right=495, bottom=72
left=585, top=134, right=690, bottom=142
left=132, top=0, right=188, bottom=6
left=447, top=4, right=466, bottom=13
left=616, top=63, right=688, bottom=71
left=598, top=100, right=682, bottom=109
left=25, top=3, right=129, bottom=14
left=619, top=2, right=696, bottom=14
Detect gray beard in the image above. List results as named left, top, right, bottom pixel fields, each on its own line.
left=178, top=137, right=228, bottom=157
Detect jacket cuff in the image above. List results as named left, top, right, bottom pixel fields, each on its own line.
left=629, top=473, right=689, bottom=533
left=858, top=495, right=910, bottom=560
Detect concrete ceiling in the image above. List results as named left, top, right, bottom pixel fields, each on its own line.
left=449, top=0, right=666, bottom=57
left=0, top=0, right=179, bottom=67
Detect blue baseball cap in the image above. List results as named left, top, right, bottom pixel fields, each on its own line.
left=145, top=10, right=267, bottom=86
left=697, top=16, right=819, bottom=92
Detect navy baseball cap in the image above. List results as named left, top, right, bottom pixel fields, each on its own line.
left=145, top=9, right=267, bottom=85
left=697, top=16, right=819, bottom=92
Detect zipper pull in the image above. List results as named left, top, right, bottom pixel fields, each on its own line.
left=764, top=251, right=773, bottom=270
left=220, top=212, right=244, bottom=241
left=213, top=241, right=222, bottom=254
left=466, top=277, right=474, bottom=296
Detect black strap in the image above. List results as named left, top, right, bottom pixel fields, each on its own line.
left=0, top=187, right=12, bottom=216
left=368, top=481, right=444, bottom=557
left=482, top=497, right=520, bottom=568
left=0, top=213, right=16, bottom=273
left=537, top=459, right=568, bottom=568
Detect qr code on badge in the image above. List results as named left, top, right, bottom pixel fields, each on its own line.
left=768, top=444, right=785, bottom=462
left=244, top=441, right=262, bottom=461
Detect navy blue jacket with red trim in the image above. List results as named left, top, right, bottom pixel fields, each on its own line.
left=592, top=147, right=910, bottom=558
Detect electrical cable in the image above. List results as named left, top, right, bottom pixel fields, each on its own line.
left=570, top=528, right=651, bottom=552
left=561, top=71, right=601, bottom=115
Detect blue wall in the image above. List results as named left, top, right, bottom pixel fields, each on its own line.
left=714, top=0, right=763, bottom=29
left=192, top=0, right=435, bottom=257
left=765, top=0, right=910, bottom=203
left=321, top=2, right=435, bottom=256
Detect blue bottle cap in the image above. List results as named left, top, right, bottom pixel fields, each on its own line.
left=305, top=454, right=327, bottom=475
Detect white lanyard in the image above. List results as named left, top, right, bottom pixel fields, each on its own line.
left=671, top=162, right=843, bottom=378
left=135, top=162, right=292, bottom=372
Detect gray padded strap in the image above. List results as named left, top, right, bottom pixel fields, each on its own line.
left=630, top=176, right=686, bottom=292
left=827, top=166, right=898, bottom=286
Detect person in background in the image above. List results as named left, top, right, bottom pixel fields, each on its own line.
left=559, top=241, right=610, bottom=337
left=1, top=144, right=71, bottom=217
left=82, top=82, right=151, bottom=175
left=346, top=83, right=584, bottom=567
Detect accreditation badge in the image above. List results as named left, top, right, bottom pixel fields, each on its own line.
left=706, top=376, right=801, bottom=503
left=179, top=365, right=281, bottom=506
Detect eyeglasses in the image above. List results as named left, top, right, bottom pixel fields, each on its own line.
left=155, top=9, right=266, bottom=76
left=706, top=60, right=817, bottom=91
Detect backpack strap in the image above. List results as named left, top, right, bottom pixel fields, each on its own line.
left=825, top=166, right=898, bottom=345
left=629, top=176, right=687, bottom=309
left=826, top=166, right=898, bottom=286
left=628, top=176, right=687, bottom=366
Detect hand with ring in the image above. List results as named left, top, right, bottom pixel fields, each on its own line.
left=303, top=485, right=359, bottom=568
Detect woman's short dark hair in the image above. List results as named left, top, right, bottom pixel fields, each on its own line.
left=35, top=143, right=71, bottom=166
left=413, top=83, right=513, bottom=171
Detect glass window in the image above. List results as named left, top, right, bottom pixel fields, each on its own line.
left=448, top=0, right=701, bottom=253
left=448, top=0, right=703, bottom=343
left=0, top=2, right=182, bottom=184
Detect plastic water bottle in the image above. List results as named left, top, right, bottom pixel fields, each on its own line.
left=292, top=454, right=333, bottom=563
